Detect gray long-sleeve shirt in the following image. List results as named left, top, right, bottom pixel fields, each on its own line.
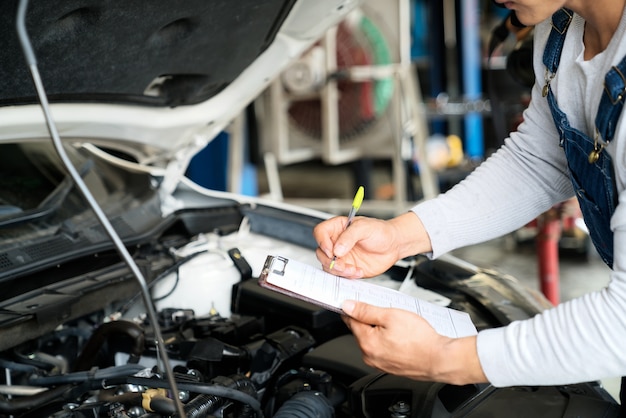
left=413, top=12, right=626, bottom=386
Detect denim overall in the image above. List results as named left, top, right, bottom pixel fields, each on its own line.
left=543, top=8, right=618, bottom=268
left=544, top=8, right=623, bottom=410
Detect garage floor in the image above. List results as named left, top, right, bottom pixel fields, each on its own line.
left=256, top=158, right=620, bottom=401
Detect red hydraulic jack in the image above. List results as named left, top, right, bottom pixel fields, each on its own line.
left=535, top=207, right=562, bottom=305
left=533, top=198, right=584, bottom=306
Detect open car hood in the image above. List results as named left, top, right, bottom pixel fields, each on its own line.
left=0, top=0, right=361, bottom=282
left=0, top=0, right=357, bottom=171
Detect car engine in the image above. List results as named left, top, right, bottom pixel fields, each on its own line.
left=0, top=216, right=620, bottom=418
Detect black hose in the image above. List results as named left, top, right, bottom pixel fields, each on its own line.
left=272, top=391, right=333, bottom=418
left=74, top=320, right=145, bottom=371
left=184, top=374, right=258, bottom=418
left=184, top=393, right=223, bottom=418
left=29, top=364, right=145, bottom=386
left=0, top=358, right=39, bottom=373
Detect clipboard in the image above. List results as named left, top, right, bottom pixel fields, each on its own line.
left=259, top=255, right=344, bottom=314
left=258, top=255, right=477, bottom=338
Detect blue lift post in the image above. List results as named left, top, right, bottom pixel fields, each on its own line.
left=460, top=0, right=484, bottom=160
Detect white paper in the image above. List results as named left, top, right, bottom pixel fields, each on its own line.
left=262, top=256, right=477, bottom=338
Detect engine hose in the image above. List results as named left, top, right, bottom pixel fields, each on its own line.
left=0, top=358, right=38, bottom=373
left=272, top=391, right=333, bottom=418
left=28, top=363, right=145, bottom=386
left=74, top=320, right=145, bottom=371
left=218, top=374, right=257, bottom=399
left=98, top=388, right=176, bottom=416
left=104, top=376, right=263, bottom=417
left=184, top=375, right=258, bottom=418
left=0, top=384, right=72, bottom=413
left=184, top=393, right=223, bottom=418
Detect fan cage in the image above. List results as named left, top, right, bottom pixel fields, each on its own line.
left=286, top=13, right=395, bottom=144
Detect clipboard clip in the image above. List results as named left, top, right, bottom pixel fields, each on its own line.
left=263, top=255, right=289, bottom=277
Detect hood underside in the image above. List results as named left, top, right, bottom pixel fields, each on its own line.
left=0, top=0, right=357, bottom=163
left=2, top=0, right=295, bottom=107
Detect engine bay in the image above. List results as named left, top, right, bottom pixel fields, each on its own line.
left=0, top=211, right=619, bottom=418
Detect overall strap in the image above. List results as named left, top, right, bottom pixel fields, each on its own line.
left=542, top=9, right=574, bottom=73
left=596, top=57, right=626, bottom=142
left=542, top=7, right=626, bottom=143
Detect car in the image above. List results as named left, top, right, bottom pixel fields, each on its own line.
left=0, top=0, right=621, bottom=417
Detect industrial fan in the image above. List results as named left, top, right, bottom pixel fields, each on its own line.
left=284, top=12, right=394, bottom=152
left=256, top=0, right=437, bottom=206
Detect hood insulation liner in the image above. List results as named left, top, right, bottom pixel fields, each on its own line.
left=0, top=0, right=295, bottom=107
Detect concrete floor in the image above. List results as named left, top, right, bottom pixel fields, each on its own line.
left=256, top=158, right=620, bottom=401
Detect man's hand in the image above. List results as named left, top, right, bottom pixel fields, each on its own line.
left=314, top=212, right=432, bottom=278
left=341, top=300, right=488, bottom=385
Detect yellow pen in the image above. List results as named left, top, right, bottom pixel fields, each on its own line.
left=329, top=186, right=365, bottom=270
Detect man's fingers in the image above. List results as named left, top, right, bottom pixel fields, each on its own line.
left=342, top=300, right=383, bottom=326
left=315, top=247, right=332, bottom=263
left=341, top=314, right=352, bottom=331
